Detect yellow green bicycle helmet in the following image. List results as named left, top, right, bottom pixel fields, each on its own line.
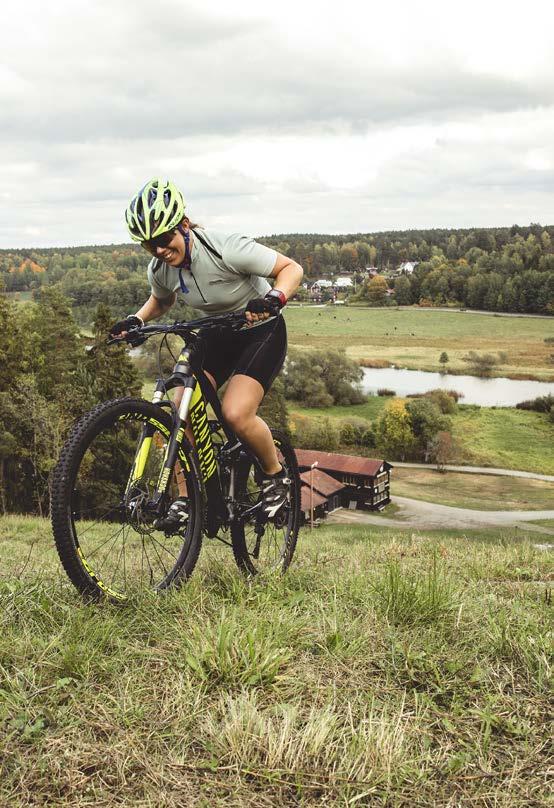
left=125, top=178, right=185, bottom=242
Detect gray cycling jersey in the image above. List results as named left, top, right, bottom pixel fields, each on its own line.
left=146, top=228, right=277, bottom=317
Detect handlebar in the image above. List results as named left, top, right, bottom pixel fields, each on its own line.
left=106, top=310, right=249, bottom=346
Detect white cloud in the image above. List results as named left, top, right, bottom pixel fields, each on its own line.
left=1, top=0, right=554, bottom=246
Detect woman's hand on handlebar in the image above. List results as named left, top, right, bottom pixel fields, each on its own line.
left=107, top=315, right=145, bottom=345
left=245, top=295, right=282, bottom=326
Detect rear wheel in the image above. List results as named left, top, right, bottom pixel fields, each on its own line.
left=51, top=398, right=203, bottom=601
left=231, top=429, right=300, bottom=576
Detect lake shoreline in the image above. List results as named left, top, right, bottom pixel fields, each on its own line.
left=360, top=365, right=554, bottom=407
left=359, top=358, right=554, bottom=383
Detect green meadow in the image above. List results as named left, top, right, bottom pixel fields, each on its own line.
left=284, top=306, right=554, bottom=381
left=290, top=402, right=554, bottom=475
left=1, top=515, right=551, bottom=806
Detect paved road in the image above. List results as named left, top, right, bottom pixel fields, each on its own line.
left=327, top=495, right=554, bottom=536
left=392, top=462, right=554, bottom=483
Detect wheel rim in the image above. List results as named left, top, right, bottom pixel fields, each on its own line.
left=69, top=413, right=196, bottom=599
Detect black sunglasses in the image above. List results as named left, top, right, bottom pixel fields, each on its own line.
left=141, top=229, right=177, bottom=252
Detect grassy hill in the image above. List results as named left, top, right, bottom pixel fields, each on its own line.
left=0, top=515, right=551, bottom=806
left=290, top=401, right=554, bottom=475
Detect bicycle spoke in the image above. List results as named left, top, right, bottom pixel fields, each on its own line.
left=148, top=535, right=171, bottom=581
left=92, top=525, right=127, bottom=579
left=148, top=534, right=179, bottom=562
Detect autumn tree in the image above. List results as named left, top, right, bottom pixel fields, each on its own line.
left=340, top=244, right=358, bottom=271
left=376, top=399, right=415, bottom=460
left=365, top=275, right=388, bottom=305
left=429, top=431, right=457, bottom=471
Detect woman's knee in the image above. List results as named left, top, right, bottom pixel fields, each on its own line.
left=221, top=401, right=255, bottom=431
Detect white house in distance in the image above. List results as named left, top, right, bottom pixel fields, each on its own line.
left=397, top=261, right=419, bottom=275
left=334, top=277, right=354, bottom=289
left=310, top=279, right=334, bottom=290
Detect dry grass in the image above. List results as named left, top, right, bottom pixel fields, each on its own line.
left=0, top=514, right=552, bottom=806
left=392, top=467, right=554, bottom=511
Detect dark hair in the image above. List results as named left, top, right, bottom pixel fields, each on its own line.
left=183, top=215, right=204, bottom=230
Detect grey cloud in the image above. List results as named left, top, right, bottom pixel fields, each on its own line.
left=2, top=1, right=554, bottom=246
left=1, top=0, right=552, bottom=147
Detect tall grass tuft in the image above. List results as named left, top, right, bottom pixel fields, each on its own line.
left=371, top=553, right=457, bottom=626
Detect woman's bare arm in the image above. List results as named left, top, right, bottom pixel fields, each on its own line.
left=136, top=292, right=176, bottom=323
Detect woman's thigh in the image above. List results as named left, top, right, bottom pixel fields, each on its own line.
left=221, top=374, right=265, bottom=423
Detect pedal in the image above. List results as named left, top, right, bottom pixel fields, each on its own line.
left=153, top=499, right=189, bottom=535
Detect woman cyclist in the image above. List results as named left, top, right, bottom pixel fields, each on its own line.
left=109, top=178, right=303, bottom=523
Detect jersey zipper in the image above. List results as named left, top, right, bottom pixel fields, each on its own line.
left=189, top=270, right=207, bottom=303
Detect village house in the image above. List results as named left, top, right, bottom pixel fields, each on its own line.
left=392, top=261, right=419, bottom=276
left=296, top=450, right=393, bottom=513
left=298, top=467, right=346, bottom=524
left=310, top=279, right=334, bottom=290
left=334, top=276, right=354, bottom=289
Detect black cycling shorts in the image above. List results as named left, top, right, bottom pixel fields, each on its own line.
left=202, top=315, right=287, bottom=394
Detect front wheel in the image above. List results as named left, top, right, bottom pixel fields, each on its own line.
left=51, top=397, right=203, bottom=601
left=231, top=429, right=300, bottom=576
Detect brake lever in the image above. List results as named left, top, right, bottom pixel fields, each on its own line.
left=106, top=327, right=144, bottom=347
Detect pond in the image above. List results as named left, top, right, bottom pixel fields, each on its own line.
left=361, top=367, right=554, bottom=407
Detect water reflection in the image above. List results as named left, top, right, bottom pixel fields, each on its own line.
left=361, top=367, right=554, bottom=407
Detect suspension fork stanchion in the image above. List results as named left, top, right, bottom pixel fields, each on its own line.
left=123, top=379, right=168, bottom=496
left=151, top=377, right=195, bottom=507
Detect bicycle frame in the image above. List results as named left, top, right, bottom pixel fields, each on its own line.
left=125, top=340, right=260, bottom=538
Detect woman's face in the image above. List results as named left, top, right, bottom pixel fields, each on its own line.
left=143, top=226, right=186, bottom=265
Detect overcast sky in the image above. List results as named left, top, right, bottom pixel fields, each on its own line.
left=2, top=0, right=554, bottom=247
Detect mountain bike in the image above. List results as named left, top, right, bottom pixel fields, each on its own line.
left=50, top=312, right=301, bottom=601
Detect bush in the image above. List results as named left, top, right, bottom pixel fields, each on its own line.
left=339, top=417, right=370, bottom=446
left=405, top=398, right=451, bottom=461
left=292, top=415, right=340, bottom=451
left=377, top=388, right=395, bottom=397
left=361, top=427, right=377, bottom=448
left=425, top=389, right=458, bottom=414
left=462, top=351, right=505, bottom=377
left=516, top=394, right=554, bottom=413
left=376, top=399, right=416, bottom=460
left=284, top=348, right=365, bottom=407
left=543, top=336, right=554, bottom=344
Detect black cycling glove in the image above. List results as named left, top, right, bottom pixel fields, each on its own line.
left=246, top=291, right=285, bottom=318
left=109, top=315, right=144, bottom=338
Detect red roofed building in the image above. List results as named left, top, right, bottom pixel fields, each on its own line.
left=299, top=468, right=345, bottom=513
left=299, top=485, right=327, bottom=523
left=295, top=450, right=392, bottom=511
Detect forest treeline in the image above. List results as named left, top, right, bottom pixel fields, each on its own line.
left=1, top=222, right=552, bottom=318
left=0, top=289, right=141, bottom=514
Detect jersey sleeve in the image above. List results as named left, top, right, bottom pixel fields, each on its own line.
left=222, top=234, right=277, bottom=278
left=147, top=259, right=174, bottom=299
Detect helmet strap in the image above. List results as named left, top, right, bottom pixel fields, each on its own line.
left=176, top=224, right=192, bottom=293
